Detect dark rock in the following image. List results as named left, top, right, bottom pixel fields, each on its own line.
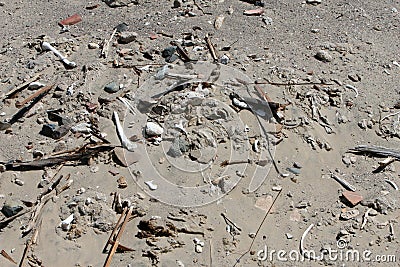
left=2, top=201, right=23, bottom=217
left=104, top=81, right=120, bottom=93
left=115, top=22, right=129, bottom=33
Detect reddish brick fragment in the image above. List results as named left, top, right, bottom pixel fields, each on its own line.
left=59, top=14, right=82, bottom=26
left=342, top=191, right=363, bottom=206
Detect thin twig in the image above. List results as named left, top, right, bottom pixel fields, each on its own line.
left=101, top=28, right=117, bottom=58
left=104, top=206, right=133, bottom=267
left=253, top=80, right=334, bottom=86
left=221, top=213, right=242, bottom=232
left=233, top=189, right=282, bottom=266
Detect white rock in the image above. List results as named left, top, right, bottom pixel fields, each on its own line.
left=28, top=81, right=46, bottom=90
left=195, top=244, right=203, bottom=253
left=145, top=180, right=158, bottom=190
left=88, top=43, right=99, bottom=49
left=145, top=122, right=164, bottom=136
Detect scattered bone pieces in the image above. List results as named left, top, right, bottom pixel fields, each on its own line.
left=60, top=214, right=74, bottom=231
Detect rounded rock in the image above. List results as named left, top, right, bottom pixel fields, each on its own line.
left=145, top=122, right=164, bottom=136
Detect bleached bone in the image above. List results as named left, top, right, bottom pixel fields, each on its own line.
left=42, top=41, right=77, bottom=68
left=113, top=111, right=137, bottom=152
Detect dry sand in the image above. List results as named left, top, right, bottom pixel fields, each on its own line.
left=0, top=0, right=400, bottom=266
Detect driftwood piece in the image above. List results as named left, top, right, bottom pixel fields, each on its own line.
left=3, top=144, right=115, bottom=171
left=22, top=175, right=72, bottom=235
left=170, top=41, right=192, bottom=62
left=15, top=84, right=54, bottom=108
left=349, top=145, right=400, bottom=160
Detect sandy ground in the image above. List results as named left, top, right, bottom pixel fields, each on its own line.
left=1, top=0, right=400, bottom=266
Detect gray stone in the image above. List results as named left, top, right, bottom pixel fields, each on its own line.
left=88, top=43, right=99, bottom=49
left=104, top=81, right=119, bottom=93
left=118, top=31, right=138, bottom=44
left=167, top=137, right=189, bottom=158
left=315, top=50, right=333, bottom=62
left=287, top=167, right=301, bottom=175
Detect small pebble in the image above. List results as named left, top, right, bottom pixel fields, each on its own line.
left=293, top=162, right=302, bottom=169
left=104, top=81, right=120, bottom=93
left=88, top=43, right=99, bottom=49
left=14, top=178, right=24, bottom=186
left=118, top=31, right=138, bottom=44
left=286, top=233, right=293, bottom=239
left=306, top=0, right=321, bottom=5
left=315, top=50, right=333, bottom=62
left=219, top=54, right=230, bottom=64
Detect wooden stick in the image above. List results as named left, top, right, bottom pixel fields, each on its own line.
left=221, top=213, right=242, bottom=232
left=253, top=80, right=334, bottom=86
left=103, top=206, right=133, bottom=267
left=103, top=206, right=127, bottom=253
left=205, top=35, right=218, bottom=61
left=19, top=219, right=42, bottom=267
left=8, top=84, right=55, bottom=125
left=171, top=41, right=192, bottom=62
left=349, top=145, right=400, bottom=160
left=5, top=73, right=42, bottom=99
left=15, top=84, right=55, bottom=108
left=0, top=209, right=30, bottom=229
left=1, top=249, right=17, bottom=264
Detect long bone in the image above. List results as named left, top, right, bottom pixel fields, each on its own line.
left=42, top=41, right=76, bottom=68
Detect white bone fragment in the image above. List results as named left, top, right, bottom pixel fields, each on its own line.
left=42, top=41, right=77, bottom=68
left=113, top=111, right=137, bottom=152
left=60, top=214, right=74, bottom=231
